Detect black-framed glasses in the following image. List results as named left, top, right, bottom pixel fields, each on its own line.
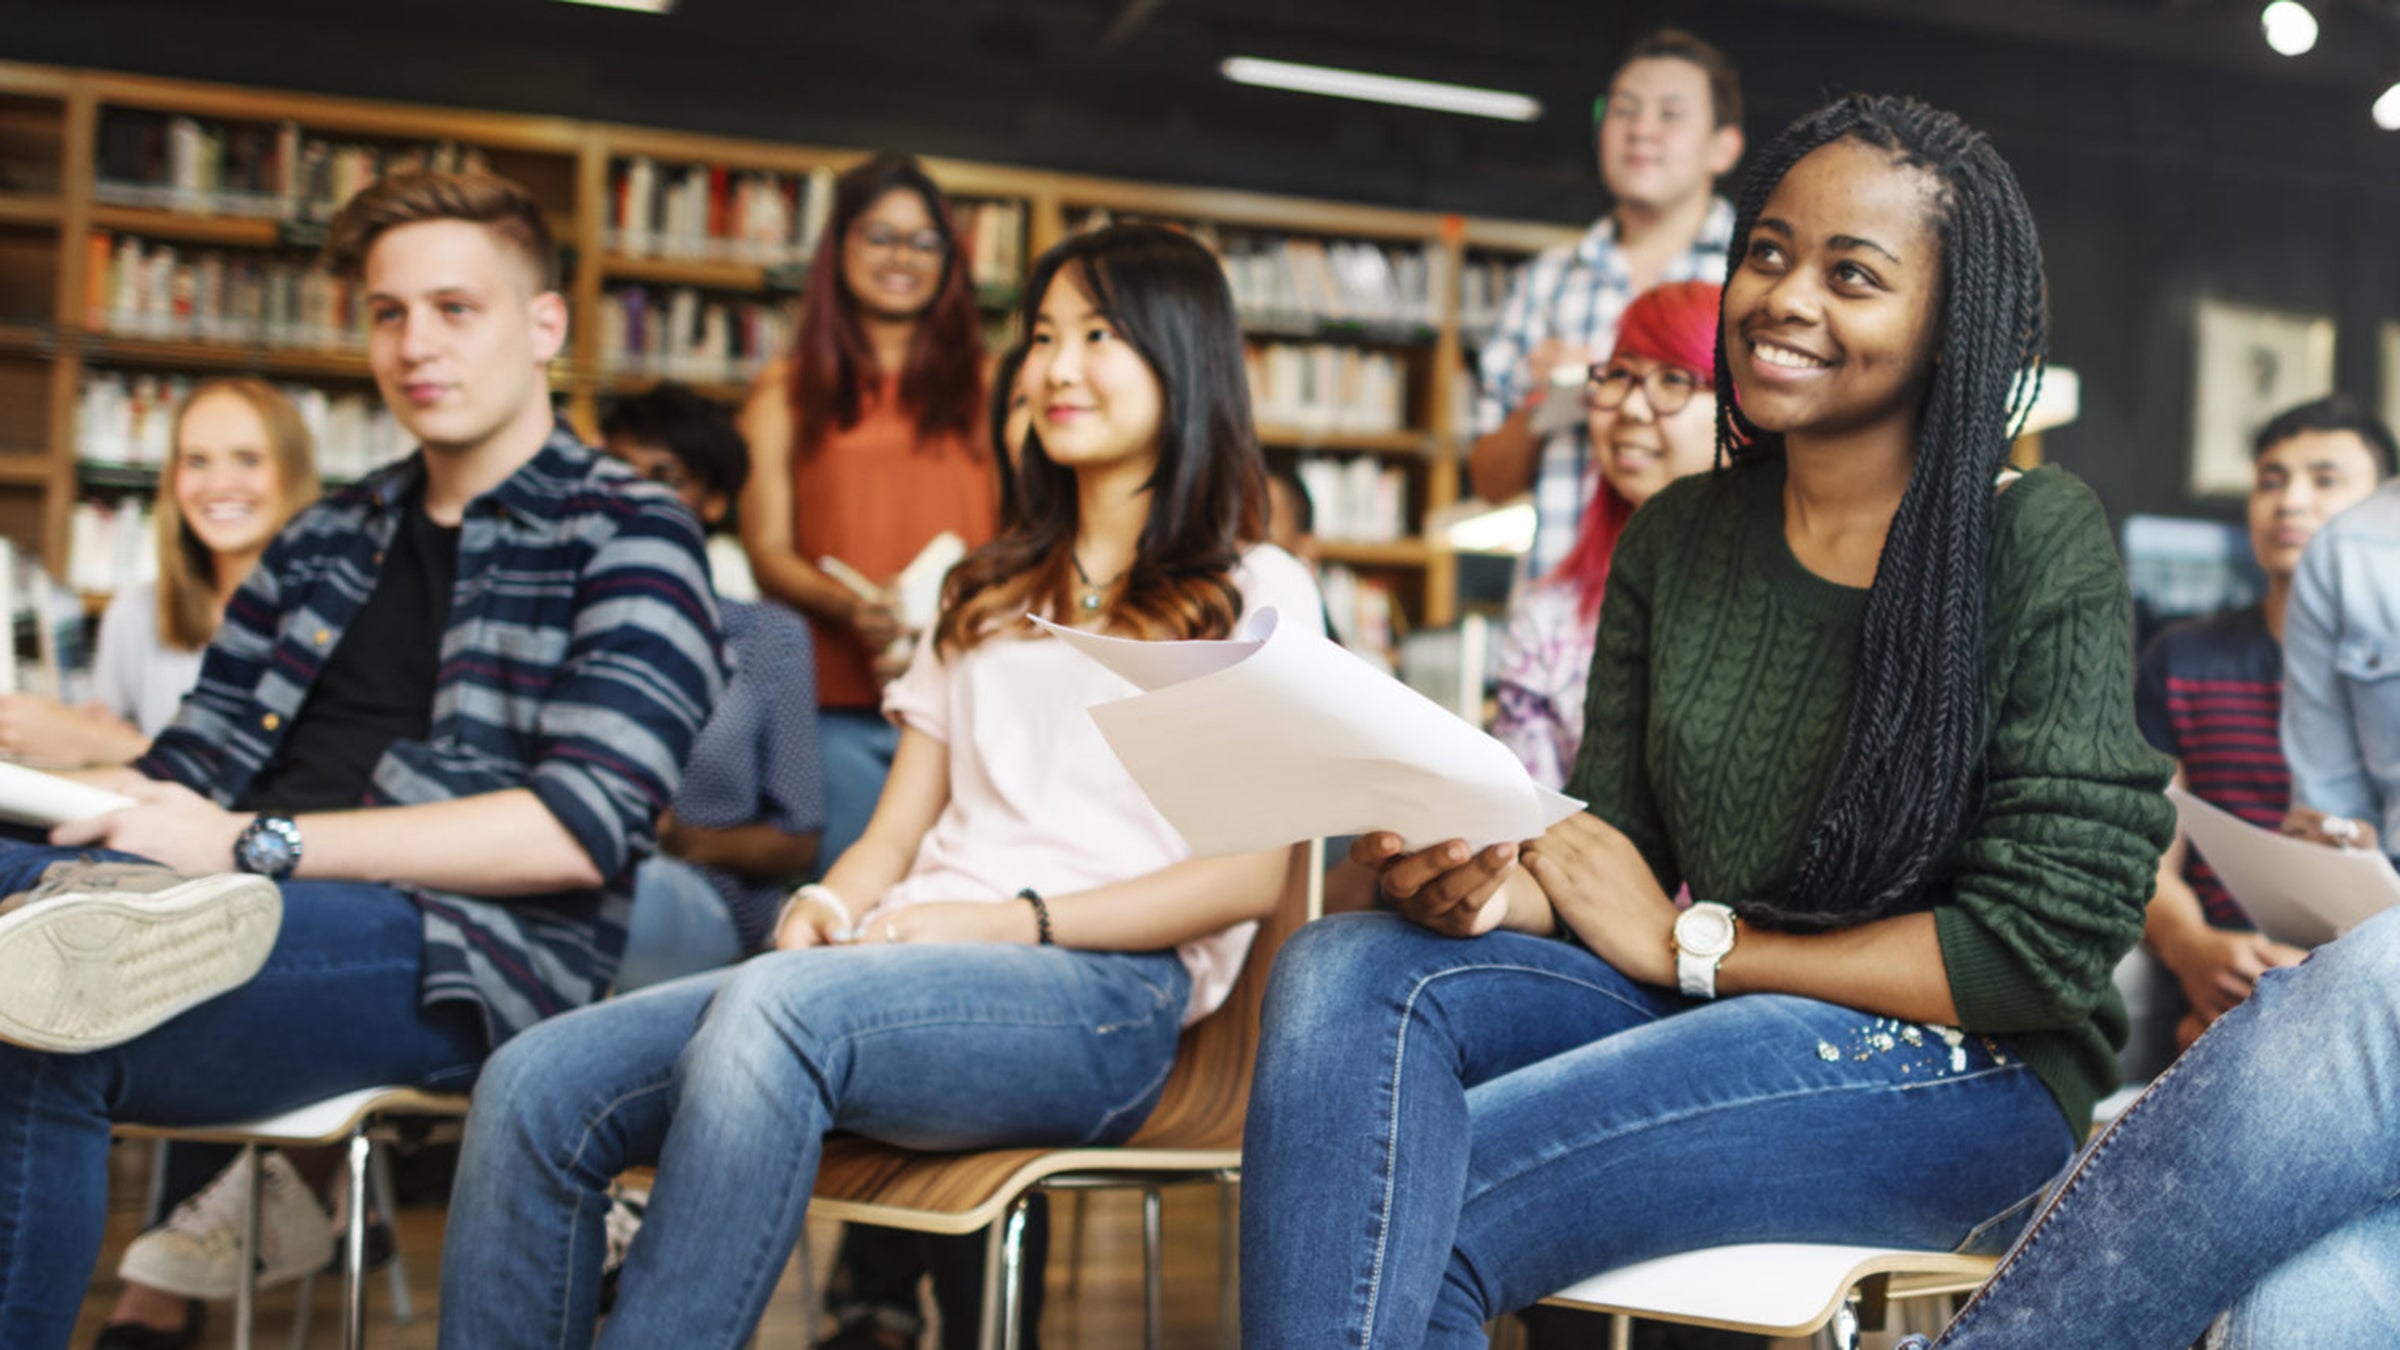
left=1585, top=362, right=1703, bottom=416
left=854, top=223, right=948, bottom=259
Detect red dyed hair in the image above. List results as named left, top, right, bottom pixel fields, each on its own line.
left=786, top=153, right=985, bottom=459
left=1547, top=279, right=1722, bottom=618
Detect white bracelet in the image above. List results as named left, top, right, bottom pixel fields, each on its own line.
left=779, top=883, right=854, bottom=941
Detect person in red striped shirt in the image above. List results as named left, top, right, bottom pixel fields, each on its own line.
left=2123, top=393, right=2396, bottom=1075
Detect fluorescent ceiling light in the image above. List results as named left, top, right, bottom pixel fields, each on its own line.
left=1221, top=57, right=1542, bottom=122
left=2377, top=81, right=2400, bottom=130
left=556, top=0, right=674, bottom=12
left=2260, top=2, right=2318, bottom=57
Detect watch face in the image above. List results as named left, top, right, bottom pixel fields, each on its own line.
left=1675, top=905, right=1736, bottom=958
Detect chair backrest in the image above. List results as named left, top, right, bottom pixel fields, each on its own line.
left=1119, top=839, right=1319, bottom=1151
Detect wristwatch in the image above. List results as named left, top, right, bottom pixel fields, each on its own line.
left=1672, top=901, right=1739, bottom=999
left=234, top=814, right=303, bottom=880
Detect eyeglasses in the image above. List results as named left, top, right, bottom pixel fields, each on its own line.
left=854, top=223, right=948, bottom=259
left=1586, top=363, right=1704, bottom=416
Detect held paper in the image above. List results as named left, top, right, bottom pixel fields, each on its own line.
left=2170, top=785, right=2400, bottom=947
left=0, top=761, right=136, bottom=830
left=1036, top=607, right=1582, bottom=856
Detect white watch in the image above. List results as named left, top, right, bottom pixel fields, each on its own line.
left=1673, top=901, right=1739, bottom=999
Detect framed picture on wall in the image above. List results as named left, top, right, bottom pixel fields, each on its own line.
left=2381, top=321, right=2400, bottom=439
left=2189, top=299, right=2335, bottom=497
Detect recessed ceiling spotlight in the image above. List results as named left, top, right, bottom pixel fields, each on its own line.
left=2261, top=1, right=2318, bottom=57
left=2375, top=80, right=2400, bottom=130
left=1220, top=57, right=1542, bottom=122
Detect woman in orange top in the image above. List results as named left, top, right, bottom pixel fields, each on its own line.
left=739, top=152, right=997, bottom=872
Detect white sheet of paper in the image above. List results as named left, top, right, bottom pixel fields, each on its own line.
left=1035, top=607, right=1583, bottom=855
left=0, top=761, right=135, bottom=830
left=893, top=532, right=967, bottom=634
left=2170, top=785, right=2400, bottom=947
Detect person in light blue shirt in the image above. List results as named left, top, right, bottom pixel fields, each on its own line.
left=1898, top=477, right=2400, bottom=1350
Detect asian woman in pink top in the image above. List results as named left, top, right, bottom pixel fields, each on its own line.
left=438, top=223, right=1323, bottom=1349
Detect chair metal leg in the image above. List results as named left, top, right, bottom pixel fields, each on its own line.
left=792, top=1226, right=815, bottom=1349
left=342, top=1130, right=370, bottom=1350
left=1141, top=1187, right=1163, bottom=1350
left=367, top=1143, right=412, bottom=1324
left=1216, top=1183, right=1237, bottom=1350
left=235, top=1143, right=262, bottom=1350
left=288, top=1271, right=316, bottom=1350
left=1608, top=1312, right=1632, bottom=1350
left=1061, top=1190, right=1086, bottom=1304
left=1818, top=1291, right=1863, bottom=1350
left=978, top=1194, right=1033, bottom=1350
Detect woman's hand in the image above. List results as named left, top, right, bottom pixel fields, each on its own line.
left=773, top=891, right=846, bottom=951
left=1349, top=833, right=1517, bottom=937
left=852, top=592, right=904, bottom=655
left=2281, top=806, right=2380, bottom=852
left=0, top=693, right=132, bottom=769
left=847, top=901, right=1039, bottom=947
left=1519, top=813, right=1678, bottom=986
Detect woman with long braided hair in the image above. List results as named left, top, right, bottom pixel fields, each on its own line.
left=1241, top=93, right=2174, bottom=1347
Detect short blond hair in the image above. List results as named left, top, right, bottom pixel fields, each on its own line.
left=325, top=170, right=557, bottom=291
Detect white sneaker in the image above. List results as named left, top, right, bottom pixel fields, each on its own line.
left=117, top=1150, right=334, bottom=1299
left=0, top=872, right=281, bottom=1053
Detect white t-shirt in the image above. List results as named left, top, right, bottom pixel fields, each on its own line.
left=91, top=582, right=204, bottom=737
left=877, top=543, right=1324, bottom=1025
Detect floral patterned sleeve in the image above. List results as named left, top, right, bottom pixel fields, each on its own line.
left=1489, top=582, right=1597, bottom=792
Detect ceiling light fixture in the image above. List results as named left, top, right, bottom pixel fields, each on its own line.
left=1220, top=57, right=1542, bottom=122
left=2375, top=80, right=2400, bottom=129
left=2260, top=1, right=2318, bottom=57
left=555, top=0, right=674, bottom=12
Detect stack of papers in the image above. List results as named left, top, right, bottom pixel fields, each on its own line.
left=1039, top=607, right=1582, bottom=855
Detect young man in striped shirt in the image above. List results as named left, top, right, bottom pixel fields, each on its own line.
left=0, top=172, right=725, bottom=1347
left=2122, top=394, right=2395, bottom=1076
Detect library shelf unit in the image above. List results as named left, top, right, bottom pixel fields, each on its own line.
left=0, top=58, right=1578, bottom=642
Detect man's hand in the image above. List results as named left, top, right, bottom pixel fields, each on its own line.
left=1350, top=833, right=1516, bottom=938
left=2158, top=924, right=2307, bottom=1024
left=852, top=592, right=904, bottom=655
left=845, top=901, right=1038, bottom=947
left=50, top=779, right=247, bottom=875
left=2281, top=806, right=2379, bottom=852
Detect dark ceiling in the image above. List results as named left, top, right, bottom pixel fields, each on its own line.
left=9, top=0, right=2400, bottom=222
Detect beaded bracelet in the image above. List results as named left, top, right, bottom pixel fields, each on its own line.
left=1016, top=887, right=1054, bottom=945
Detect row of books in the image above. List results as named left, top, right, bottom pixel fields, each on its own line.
left=76, top=371, right=411, bottom=484
left=64, top=497, right=155, bottom=598
left=606, top=158, right=1026, bottom=290
left=1247, top=342, right=1411, bottom=436
left=94, top=110, right=492, bottom=220
left=597, top=286, right=792, bottom=387
left=1459, top=256, right=1519, bottom=342
left=85, top=232, right=365, bottom=351
left=609, top=160, right=837, bottom=267
left=1289, top=454, right=1412, bottom=545
left=1070, top=210, right=1443, bottom=334
left=1318, top=563, right=1399, bottom=670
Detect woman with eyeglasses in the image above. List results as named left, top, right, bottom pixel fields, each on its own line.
left=1491, top=280, right=1721, bottom=790
left=739, top=152, right=997, bottom=872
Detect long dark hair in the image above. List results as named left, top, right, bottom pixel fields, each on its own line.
left=938, top=224, right=1265, bottom=652
left=1715, top=93, right=2048, bottom=929
left=988, top=341, right=1029, bottom=528
left=785, top=152, right=984, bottom=458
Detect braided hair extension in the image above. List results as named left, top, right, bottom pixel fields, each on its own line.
left=1711, top=94, right=2048, bottom=929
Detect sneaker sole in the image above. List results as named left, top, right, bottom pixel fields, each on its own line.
left=0, top=874, right=282, bottom=1053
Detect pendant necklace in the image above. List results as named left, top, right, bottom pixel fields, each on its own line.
left=1070, top=553, right=1127, bottom=613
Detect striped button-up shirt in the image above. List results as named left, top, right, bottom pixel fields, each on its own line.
left=138, top=425, right=727, bottom=1043
left=1476, top=199, right=1735, bottom=577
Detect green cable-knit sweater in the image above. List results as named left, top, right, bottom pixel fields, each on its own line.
left=1567, top=454, right=2176, bottom=1137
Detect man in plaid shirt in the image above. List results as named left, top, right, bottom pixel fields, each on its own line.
left=1471, top=30, right=1745, bottom=579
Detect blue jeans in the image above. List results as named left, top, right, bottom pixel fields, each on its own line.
left=0, top=842, right=485, bottom=1347
left=615, top=856, right=744, bottom=992
left=1240, top=914, right=2075, bottom=1350
left=1925, top=905, right=2400, bottom=1349
left=817, top=710, right=900, bottom=880
left=437, top=942, right=1191, bottom=1349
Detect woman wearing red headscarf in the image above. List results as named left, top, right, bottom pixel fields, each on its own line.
left=1493, top=280, right=1723, bottom=788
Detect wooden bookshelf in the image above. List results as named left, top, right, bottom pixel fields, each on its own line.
left=0, top=59, right=1578, bottom=641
